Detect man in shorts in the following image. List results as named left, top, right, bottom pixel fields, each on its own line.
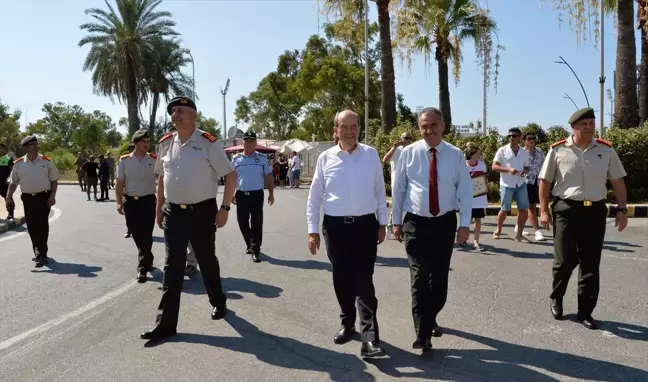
left=491, top=127, right=530, bottom=242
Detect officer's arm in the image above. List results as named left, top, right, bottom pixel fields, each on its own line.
left=263, top=157, right=274, bottom=196
left=608, top=150, right=628, bottom=208
left=115, top=161, right=125, bottom=204
left=208, top=141, right=236, bottom=207
left=538, top=149, right=557, bottom=213
left=154, top=147, right=166, bottom=210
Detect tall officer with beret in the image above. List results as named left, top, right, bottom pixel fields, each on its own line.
left=140, top=96, right=237, bottom=342
left=539, top=107, right=628, bottom=330
left=116, top=129, right=158, bottom=283
left=6, top=135, right=60, bottom=267
left=231, top=130, right=274, bottom=263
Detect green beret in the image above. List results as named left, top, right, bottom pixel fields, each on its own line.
left=21, top=135, right=37, bottom=146
left=568, top=107, right=595, bottom=124
left=131, top=129, right=150, bottom=143
left=166, top=96, right=196, bottom=115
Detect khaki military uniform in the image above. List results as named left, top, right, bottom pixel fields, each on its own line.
left=74, top=155, right=86, bottom=191
left=117, top=152, right=157, bottom=273
left=539, top=136, right=626, bottom=317
left=9, top=154, right=60, bottom=260
left=105, top=155, right=116, bottom=187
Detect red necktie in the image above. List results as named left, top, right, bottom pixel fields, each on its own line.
left=429, top=148, right=440, bottom=216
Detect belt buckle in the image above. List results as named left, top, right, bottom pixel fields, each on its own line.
left=243, top=191, right=250, bottom=196
left=134, top=195, right=139, bottom=200
left=343, top=216, right=355, bottom=224
left=31, top=193, right=37, bottom=196
left=583, top=200, right=592, bottom=207
left=180, top=204, right=187, bottom=209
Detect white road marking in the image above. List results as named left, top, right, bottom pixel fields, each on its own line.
left=0, top=279, right=138, bottom=352
left=0, top=206, right=62, bottom=244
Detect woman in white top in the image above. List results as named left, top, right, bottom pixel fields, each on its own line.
left=465, top=144, right=488, bottom=251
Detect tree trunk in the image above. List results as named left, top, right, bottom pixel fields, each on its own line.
left=149, top=92, right=160, bottom=139
left=639, top=0, right=648, bottom=124
left=126, top=56, right=140, bottom=136
left=614, top=0, right=640, bottom=128
left=376, top=0, right=397, bottom=133
left=436, top=47, right=452, bottom=131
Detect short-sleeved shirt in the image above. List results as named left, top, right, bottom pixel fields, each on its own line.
left=389, top=146, right=403, bottom=182
left=231, top=151, right=272, bottom=191
left=82, top=161, right=99, bottom=178
left=74, top=156, right=85, bottom=169
left=117, top=152, right=157, bottom=197
left=290, top=156, right=302, bottom=171
left=524, top=147, right=545, bottom=185
left=105, top=156, right=115, bottom=169
left=493, top=144, right=530, bottom=188
left=467, top=160, right=488, bottom=209
left=9, top=154, right=60, bottom=193
left=0, top=154, right=14, bottom=182
left=154, top=128, right=234, bottom=204
left=538, top=136, right=626, bottom=202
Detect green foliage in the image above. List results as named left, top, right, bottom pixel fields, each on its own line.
left=604, top=123, right=648, bottom=202
left=43, top=148, right=76, bottom=173
left=196, top=112, right=222, bottom=139
left=0, top=100, right=25, bottom=156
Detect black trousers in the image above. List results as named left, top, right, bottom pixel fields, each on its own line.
left=86, top=176, right=98, bottom=198
left=124, top=194, right=156, bottom=271
left=550, top=199, right=607, bottom=316
left=99, top=176, right=109, bottom=200
left=0, top=182, right=14, bottom=217
left=403, top=212, right=456, bottom=340
left=322, top=214, right=379, bottom=342
left=235, top=190, right=264, bottom=253
left=156, top=198, right=226, bottom=330
left=21, top=191, right=51, bottom=258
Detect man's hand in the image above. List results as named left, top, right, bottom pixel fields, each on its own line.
left=308, top=233, right=320, bottom=255
left=117, top=201, right=125, bottom=215
left=268, top=194, right=274, bottom=206
left=232, top=197, right=237, bottom=205
left=392, top=140, right=403, bottom=148
left=377, top=225, right=386, bottom=244
left=6, top=196, right=15, bottom=208
left=615, top=211, right=628, bottom=232
left=156, top=207, right=164, bottom=229
left=47, top=196, right=56, bottom=207
left=508, top=168, right=519, bottom=175
left=540, top=209, right=552, bottom=230
left=456, top=226, right=469, bottom=244
left=393, top=224, right=403, bottom=243
left=216, top=209, right=229, bottom=228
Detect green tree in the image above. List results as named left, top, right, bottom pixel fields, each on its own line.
left=546, top=125, right=570, bottom=145
left=396, top=93, right=417, bottom=125
left=394, top=0, right=502, bottom=129
left=196, top=112, right=222, bottom=139
left=0, top=101, right=24, bottom=155
left=79, top=0, right=180, bottom=135
left=520, top=122, right=548, bottom=146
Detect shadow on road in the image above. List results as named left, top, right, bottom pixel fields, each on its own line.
left=152, top=236, right=164, bottom=243
left=262, top=253, right=332, bottom=272
left=147, top=310, right=375, bottom=381
left=563, top=314, right=648, bottom=342
left=30, top=258, right=102, bottom=278
left=183, top=275, right=283, bottom=300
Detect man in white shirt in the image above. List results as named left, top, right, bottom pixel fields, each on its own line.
left=392, top=107, right=472, bottom=352
left=289, top=151, right=301, bottom=188
left=382, top=131, right=414, bottom=234
left=492, top=127, right=531, bottom=241
left=306, top=109, right=387, bottom=358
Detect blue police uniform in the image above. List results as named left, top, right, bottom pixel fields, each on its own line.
left=232, top=150, right=273, bottom=260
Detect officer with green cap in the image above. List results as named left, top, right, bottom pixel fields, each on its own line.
left=538, top=107, right=628, bottom=330
left=0, top=143, right=14, bottom=219
left=116, top=129, right=158, bottom=282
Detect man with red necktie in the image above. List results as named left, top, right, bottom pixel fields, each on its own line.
left=392, top=107, right=472, bottom=352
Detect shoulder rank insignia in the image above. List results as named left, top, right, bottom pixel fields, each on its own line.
left=14, top=157, right=24, bottom=163
left=120, top=153, right=130, bottom=160
left=201, top=132, right=217, bottom=143
left=595, top=138, right=612, bottom=147
left=148, top=152, right=157, bottom=159
left=159, top=132, right=174, bottom=143
left=551, top=139, right=567, bottom=148
left=41, top=155, right=51, bottom=161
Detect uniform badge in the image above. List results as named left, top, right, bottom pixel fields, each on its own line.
left=192, top=146, right=202, bottom=151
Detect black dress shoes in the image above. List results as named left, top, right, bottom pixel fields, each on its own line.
left=140, top=327, right=176, bottom=341
left=360, top=341, right=385, bottom=358
left=34, top=256, right=48, bottom=268
left=333, top=326, right=356, bottom=344
left=137, top=270, right=147, bottom=283
left=251, top=252, right=261, bottom=263
left=412, top=337, right=433, bottom=352
left=431, top=325, right=443, bottom=337
left=125, top=232, right=131, bottom=238
left=577, top=314, right=598, bottom=330
left=211, top=305, right=227, bottom=320
left=551, top=298, right=563, bottom=319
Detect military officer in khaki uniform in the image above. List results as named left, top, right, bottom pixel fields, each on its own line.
left=74, top=152, right=86, bottom=191
left=140, top=96, right=237, bottom=343
left=538, top=107, right=628, bottom=330
left=116, top=129, right=157, bottom=283
left=6, top=135, right=60, bottom=268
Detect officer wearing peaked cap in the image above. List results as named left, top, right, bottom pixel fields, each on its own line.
left=116, top=129, right=158, bottom=283
left=6, top=135, right=60, bottom=267
left=140, top=96, right=238, bottom=343
left=538, top=107, right=628, bottom=330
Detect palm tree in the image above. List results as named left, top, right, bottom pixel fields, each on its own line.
left=79, top=0, right=180, bottom=135
left=395, top=0, right=500, bottom=129
left=322, top=0, right=398, bottom=132
left=615, top=0, right=640, bottom=127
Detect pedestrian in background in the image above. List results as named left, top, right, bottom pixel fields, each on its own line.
left=517, top=132, right=546, bottom=241
left=74, top=151, right=86, bottom=192
left=539, top=107, right=628, bottom=330
left=0, top=143, right=15, bottom=219
left=98, top=154, right=110, bottom=201
left=6, top=135, right=59, bottom=268
left=105, top=152, right=115, bottom=189
left=465, top=144, right=487, bottom=251
left=82, top=155, right=99, bottom=201
left=289, top=151, right=301, bottom=188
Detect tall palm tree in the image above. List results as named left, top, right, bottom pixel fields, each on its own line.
left=615, top=0, right=640, bottom=127
left=79, top=0, right=179, bottom=135
left=322, top=0, right=398, bottom=132
left=395, top=0, right=500, bottom=129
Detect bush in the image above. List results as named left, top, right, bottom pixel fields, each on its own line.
left=43, top=148, right=75, bottom=173
left=604, top=124, right=648, bottom=202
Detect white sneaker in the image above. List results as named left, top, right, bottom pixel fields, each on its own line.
left=514, top=225, right=530, bottom=236
left=534, top=230, right=545, bottom=241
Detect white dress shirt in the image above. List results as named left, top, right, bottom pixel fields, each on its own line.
left=307, top=143, right=388, bottom=234
left=392, top=139, right=473, bottom=228
left=493, top=144, right=530, bottom=188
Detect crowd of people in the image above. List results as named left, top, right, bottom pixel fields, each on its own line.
left=1, top=98, right=630, bottom=359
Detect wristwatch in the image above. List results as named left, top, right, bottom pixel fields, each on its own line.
left=616, top=206, right=628, bottom=215
left=220, top=205, right=231, bottom=211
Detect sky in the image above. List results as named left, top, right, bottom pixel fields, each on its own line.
left=0, top=0, right=637, bottom=136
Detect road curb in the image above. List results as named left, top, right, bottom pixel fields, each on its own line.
left=0, top=216, right=26, bottom=233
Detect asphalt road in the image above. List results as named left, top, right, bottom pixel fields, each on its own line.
left=0, top=185, right=646, bottom=382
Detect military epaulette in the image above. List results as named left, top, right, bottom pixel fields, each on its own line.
left=14, top=157, right=24, bottom=163
left=159, top=133, right=174, bottom=143
left=551, top=139, right=567, bottom=148
left=41, top=155, right=51, bottom=161
left=120, top=154, right=130, bottom=160
left=595, top=138, right=612, bottom=147
left=148, top=152, right=157, bottom=159
left=201, top=132, right=217, bottom=143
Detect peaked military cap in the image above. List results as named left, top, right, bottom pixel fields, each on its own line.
left=131, top=129, right=150, bottom=143
left=568, top=107, right=595, bottom=125
left=242, top=131, right=257, bottom=140
left=21, top=135, right=38, bottom=146
left=166, top=96, right=197, bottom=115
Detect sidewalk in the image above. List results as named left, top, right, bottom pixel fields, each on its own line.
left=0, top=198, right=25, bottom=233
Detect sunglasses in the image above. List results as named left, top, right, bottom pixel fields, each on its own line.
left=509, top=134, right=520, bottom=138
left=403, top=137, right=412, bottom=140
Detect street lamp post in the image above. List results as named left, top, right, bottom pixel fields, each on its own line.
left=599, top=0, right=605, bottom=136
left=563, top=93, right=579, bottom=110
left=555, top=56, right=590, bottom=108
left=188, top=52, right=195, bottom=100
left=220, top=79, right=230, bottom=138
left=363, top=0, right=369, bottom=144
